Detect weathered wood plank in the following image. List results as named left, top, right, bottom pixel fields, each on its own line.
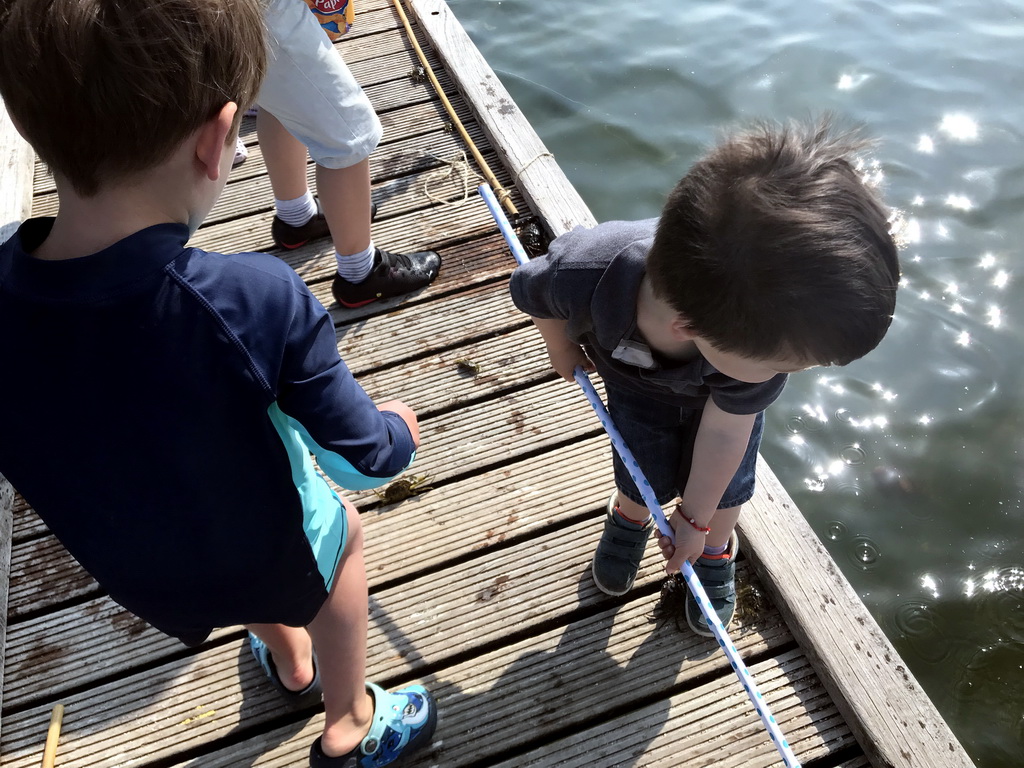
left=1, top=521, right=777, bottom=764
left=0, top=475, right=13, bottom=744
left=355, top=323, right=544, bottom=413
left=330, top=279, right=521, bottom=371
left=9, top=496, right=43, bottom=546
left=7, top=537, right=97, bottom=620
left=338, top=376, right=609, bottom=510
left=487, top=649, right=852, bottom=768
left=742, top=462, right=975, bottom=767
left=167, top=593, right=797, bottom=768
left=404, top=0, right=596, bottom=237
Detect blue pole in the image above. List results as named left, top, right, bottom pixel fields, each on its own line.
left=481, top=182, right=802, bottom=768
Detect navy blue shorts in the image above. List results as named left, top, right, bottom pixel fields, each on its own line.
left=605, top=382, right=764, bottom=509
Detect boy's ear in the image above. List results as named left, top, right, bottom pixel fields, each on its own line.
left=194, top=102, right=239, bottom=181
left=669, top=313, right=699, bottom=341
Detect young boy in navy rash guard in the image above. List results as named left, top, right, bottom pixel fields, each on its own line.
left=0, top=1, right=435, bottom=765
left=510, top=118, right=900, bottom=635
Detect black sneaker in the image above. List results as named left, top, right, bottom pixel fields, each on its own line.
left=271, top=199, right=378, bottom=250
left=331, top=248, right=441, bottom=308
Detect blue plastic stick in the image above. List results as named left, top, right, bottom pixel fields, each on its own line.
left=480, top=183, right=801, bottom=767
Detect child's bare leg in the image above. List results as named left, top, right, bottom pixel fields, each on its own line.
left=257, top=108, right=310, bottom=200
left=707, top=505, right=741, bottom=549
left=306, top=497, right=374, bottom=757
left=316, top=159, right=373, bottom=257
left=244, top=622, right=315, bottom=693
left=615, top=492, right=652, bottom=524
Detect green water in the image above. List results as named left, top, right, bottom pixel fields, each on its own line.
left=447, top=0, right=1024, bottom=764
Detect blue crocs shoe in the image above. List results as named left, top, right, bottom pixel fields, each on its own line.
left=685, top=534, right=740, bottom=637
left=309, top=682, right=437, bottom=767
left=249, top=632, right=322, bottom=706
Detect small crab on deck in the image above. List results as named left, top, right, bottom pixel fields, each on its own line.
left=649, top=571, right=767, bottom=633
left=373, top=474, right=434, bottom=504
left=454, top=358, right=482, bottom=376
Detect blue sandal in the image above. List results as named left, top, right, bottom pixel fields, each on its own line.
left=249, top=632, right=322, bottom=705
left=309, top=681, right=437, bottom=767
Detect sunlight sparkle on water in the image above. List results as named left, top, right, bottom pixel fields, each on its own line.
left=903, top=218, right=921, bottom=244
left=916, top=135, right=934, bottom=154
left=981, top=567, right=1024, bottom=592
left=921, top=574, right=940, bottom=598
left=827, top=460, right=845, bottom=476
left=837, top=72, right=870, bottom=90
left=979, top=253, right=996, bottom=269
left=802, top=403, right=828, bottom=423
left=937, top=223, right=950, bottom=239
left=945, top=282, right=959, bottom=296
left=918, top=414, right=932, bottom=426
left=939, top=113, right=980, bottom=142
left=945, top=194, right=973, bottom=211
left=789, top=434, right=805, bottom=446
left=987, top=306, right=1002, bottom=328
left=950, top=302, right=964, bottom=315
left=956, top=331, right=971, bottom=347
left=993, top=270, right=1009, bottom=289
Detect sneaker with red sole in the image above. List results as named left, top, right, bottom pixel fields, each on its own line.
left=331, top=248, right=441, bottom=308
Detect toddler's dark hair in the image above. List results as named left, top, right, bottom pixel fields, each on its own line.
left=648, top=116, right=900, bottom=366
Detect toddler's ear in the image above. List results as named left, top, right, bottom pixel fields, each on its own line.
left=195, top=102, right=239, bottom=181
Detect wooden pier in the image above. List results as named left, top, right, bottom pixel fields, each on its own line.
left=0, top=1, right=974, bottom=766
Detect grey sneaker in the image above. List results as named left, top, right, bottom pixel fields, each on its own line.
left=591, top=494, right=654, bottom=596
left=685, top=533, right=740, bottom=637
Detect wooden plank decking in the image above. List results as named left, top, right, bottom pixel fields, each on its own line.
left=1, top=1, right=973, bottom=766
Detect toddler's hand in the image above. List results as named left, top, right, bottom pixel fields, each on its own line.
left=656, top=508, right=708, bottom=573
left=546, top=342, right=595, bottom=382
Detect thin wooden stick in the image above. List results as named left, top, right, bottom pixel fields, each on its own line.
left=390, top=0, right=518, bottom=217
left=40, top=704, right=63, bottom=768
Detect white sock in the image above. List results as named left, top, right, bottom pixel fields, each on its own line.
left=274, top=191, right=317, bottom=227
left=233, top=137, right=248, bottom=166
left=336, top=242, right=376, bottom=283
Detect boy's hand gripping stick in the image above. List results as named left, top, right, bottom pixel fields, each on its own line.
left=480, top=183, right=802, bottom=768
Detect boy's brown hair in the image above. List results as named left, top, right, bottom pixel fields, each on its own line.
left=0, top=0, right=267, bottom=196
left=647, top=116, right=900, bottom=367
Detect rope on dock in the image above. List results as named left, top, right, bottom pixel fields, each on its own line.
left=421, top=150, right=483, bottom=206
left=391, top=0, right=518, bottom=217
